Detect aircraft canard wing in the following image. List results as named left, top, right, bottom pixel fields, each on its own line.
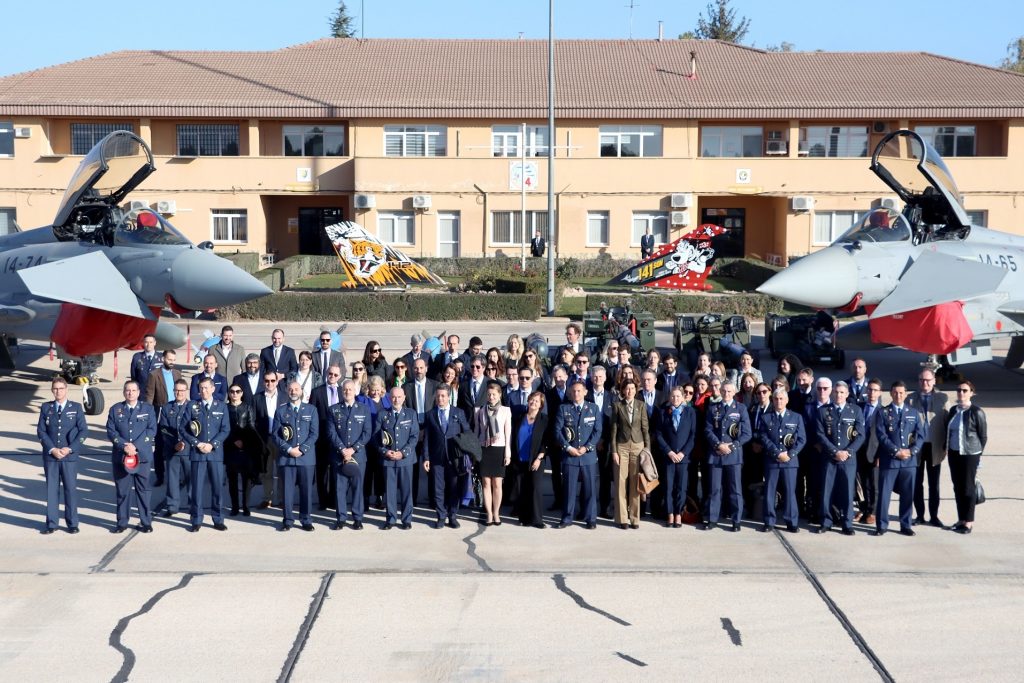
left=869, top=249, right=1008, bottom=320
left=16, top=250, right=155, bottom=320
left=996, top=300, right=1024, bottom=326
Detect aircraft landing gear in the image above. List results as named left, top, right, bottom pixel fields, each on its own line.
left=82, top=385, right=104, bottom=416
left=58, top=354, right=104, bottom=415
left=932, top=354, right=966, bottom=385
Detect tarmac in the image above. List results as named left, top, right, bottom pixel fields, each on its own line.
left=1, top=320, right=1022, bottom=682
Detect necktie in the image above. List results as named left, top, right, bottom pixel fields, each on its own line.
left=922, top=393, right=931, bottom=416
left=274, top=347, right=281, bottom=364
left=416, top=383, right=425, bottom=420
left=128, top=404, right=134, bottom=417
left=520, top=390, right=527, bottom=404
left=441, top=410, right=448, bottom=430
left=322, top=352, right=329, bottom=372
left=472, top=381, right=479, bottom=403
left=329, top=385, right=337, bottom=405
left=56, top=404, right=62, bottom=419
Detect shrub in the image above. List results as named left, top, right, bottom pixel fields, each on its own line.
left=220, top=292, right=545, bottom=321
left=584, top=293, right=782, bottom=319
left=220, top=252, right=260, bottom=274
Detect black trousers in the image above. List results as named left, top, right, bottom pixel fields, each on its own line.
left=363, top=449, right=385, bottom=508
left=855, top=448, right=878, bottom=516
left=515, top=459, right=544, bottom=525
left=412, top=437, right=436, bottom=506
left=226, top=453, right=253, bottom=512
left=913, top=443, right=942, bottom=520
left=548, top=448, right=564, bottom=509
left=947, top=450, right=981, bottom=523
left=315, top=441, right=335, bottom=509
left=598, top=450, right=613, bottom=516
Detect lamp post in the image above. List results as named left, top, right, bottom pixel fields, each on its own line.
left=546, top=0, right=556, bottom=316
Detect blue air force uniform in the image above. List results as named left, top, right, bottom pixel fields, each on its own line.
left=654, top=404, right=697, bottom=516
left=157, top=400, right=191, bottom=514
left=106, top=401, right=158, bottom=528
left=816, top=403, right=866, bottom=531
left=555, top=400, right=602, bottom=526
left=376, top=406, right=420, bottom=525
left=183, top=399, right=230, bottom=526
left=37, top=399, right=88, bottom=531
left=758, top=409, right=806, bottom=528
left=704, top=401, right=752, bottom=525
left=326, top=401, right=372, bottom=524
left=272, top=401, right=319, bottom=527
left=875, top=403, right=926, bottom=532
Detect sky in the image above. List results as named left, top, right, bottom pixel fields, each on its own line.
left=2, top=0, right=1022, bottom=76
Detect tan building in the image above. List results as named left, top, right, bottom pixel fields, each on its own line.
left=2, top=39, right=1024, bottom=263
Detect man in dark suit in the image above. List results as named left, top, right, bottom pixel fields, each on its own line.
left=457, top=356, right=487, bottom=418
left=875, top=381, right=927, bottom=536
left=232, top=354, right=264, bottom=405
left=378, top=387, right=420, bottom=529
left=184, top=376, right=231, bottom=532
left=37, top=378, right=88, bottom=534
left=656, top=353, right=685, bottom=393
left=638, top=370, right=665, bottom=417
left=273, top=380, right=319, bottom=531
left=554, top=381, right=602, bottom=529
left=404, top=358, right=438, bottom=504
left=423, top=385, right=471, bottom=528
left=145, top=348, right=182, bottom=486
left=640, top=229, right=655, bottom=259
left=530, top=229, right=546, bottom=258
left=130, top=334, right=162, bottom=395
left=907, top=368, right=948, bottom=527
left=260, top=328, right=298, bottom=380
left=253, top=375, right=289, bottom=509
left=312, top=330, right=346, bottom=380
left=544, top=365, right=571, bottom=511
left=105, top=381, right=158, bottom=533
left=399, top=333, right=430, bottom=371
left=310, top=364, right=343, bottom=510
left=587, top=365, right=616, bottom=518
left=509, top=366, right=540, bottom=419
left=189, top=354, right=227, bottom=402
left=568, top=353, right=592, bottom=390
left=326, top=379, right=372, bottom=530
left=430, top=333, right=468, bottom=381
left=855, top=378, right=884, bottom=525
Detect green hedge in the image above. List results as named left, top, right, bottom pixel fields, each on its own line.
left=221, top=292, right=544, bottom=321
left=220, top=252, right=260, bottom=274
left=712, top=258, right=781, bottom=288
left=585, top=293, right=782, bottom=319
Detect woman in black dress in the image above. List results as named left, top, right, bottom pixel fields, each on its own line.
left=474, top=381, right=512, bottom=526
left=225, top=384, right=261, bottom=516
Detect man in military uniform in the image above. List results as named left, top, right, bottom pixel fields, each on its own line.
left=159, top=379, right=192, bottom=517
left=875, top=381, right=927, bottom=536
left=37, top=378, right=88, bottom=534
left=815, top=381, right=866, bottom=535
left=703, top=382, right=752, bottom=531
left=757, top=389, right=806, bottom=533
left=130, top=334, right=162, bottom=394
left=190, top=354, right=227, bottom=401
left=273, top=380, right=319, bottom=531
left=554, top=381, right=602, bottom=529
left=183, top=377, right=230, bottom=532
left=326, top=379, right=371, bottom=530
left=423, top=385, right=471, bottom=529
left=105, top=381, right=158, bottom=533
left=377, top=387, right=420, bottom=529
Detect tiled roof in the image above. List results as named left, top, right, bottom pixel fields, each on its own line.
left=2, top=38, right=1023, bottom=119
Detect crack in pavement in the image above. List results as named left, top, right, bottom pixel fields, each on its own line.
left=720, top=617, right=742, bottom=646
left=552, top=573, right=631, bottom=626
left=108, top=572, right=200, bottom=683
left=615, top=652, right=647, bottom=667
left=775, top=531, right=894, bottom=683
left=462, top=526, right=493, bottom=572
left=278, top=572, right=335, bottom=683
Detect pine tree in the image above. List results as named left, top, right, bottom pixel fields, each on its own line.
left=328, top=0, right=356, bottom=39
left=693, top=0, right=751, bottom=44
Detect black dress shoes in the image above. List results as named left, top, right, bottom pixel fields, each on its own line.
left=400, top=522, right=412, bottom=530
left=618, top=523, right=628, bottom=530
left=112, top=526, right=127, bottom=534
left=137, top=524, right=153, bottom=533
left=229, top=508, right=239, bottom=517
left=162, top=510, right=175, bottom=518
left=699, top=522, right=711, bottom=530
left=433, top=520, right=444, bottom=529
left=929, top=518, right=944, bottom=528
left=786, top=525, right=799, bottom=534
left=585, top=522, right=597, bottom=529
left=279, top=524, right=292, bottom=532
left=242, top=509, right=251, bottom=517
left=67, top=527, right=80, bottom=534
left=730, top=523, right=741, bottom=532
left=955, top=525, right=973, bottom=534
left=213, top=523, right=227, bottom=531
left=814, top=526, right=830, bottom=534
left=759, top=525, right=770, bottom=533
left=873, top=529, right=886, bottom=536
left=381, top=522, right=394, bottom=530
left=189, top=525, right=200, bottom=533
left=841, top=528, right=856, bottom=536
left=532, top=522, right=547, bottom=529
left=551, top=522, right=566, bottom=529
left=448, top=519, right=461, bottom=529
left=301, top=523, right=315, bottom=532
left=900, top=528, right=916, bottom=537
left=40, top=528, right=55, bottom=535
left=352, top=521, right=364, bottom=530
left=912, top=517, right=924, bottom=526
left=629, top=523, right=639, bottom=530
left=332, top=522, right=344, bottom=530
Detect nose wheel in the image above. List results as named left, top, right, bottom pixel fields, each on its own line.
left=82, top=385, right=104, bottom=416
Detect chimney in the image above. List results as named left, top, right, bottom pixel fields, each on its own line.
left=689, top=51, right=698, bottom=79
left=658, top=21, right=663, bottom=41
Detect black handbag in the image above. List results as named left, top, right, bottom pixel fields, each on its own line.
left=453, top=430, right=483, bottom=463
left=975, top=478, right=986, bottom=504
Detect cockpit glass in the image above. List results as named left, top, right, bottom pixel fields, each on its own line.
left=837, top=208, right=912, bottom=244
left=114, top=209, right=191, bottom=246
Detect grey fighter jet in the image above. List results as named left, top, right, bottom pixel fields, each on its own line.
left=0, top=132, right=271, bottom=413
left=758, top=129, right=1024, bottom=372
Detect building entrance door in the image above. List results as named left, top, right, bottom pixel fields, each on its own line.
left=298, top=207, right=343, bottom=255
left=438, top=212, right=460, bottom=258
left=700, top=207, right=745, bottom=258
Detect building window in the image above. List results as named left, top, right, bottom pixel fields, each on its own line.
left=177, top=124, right=240, bottom=156
left=491, top=125, right=549, bottom=157
left=384, top=125, right=447, bottom=157
left=0, top=207, right=16, bottom=236
left=491, top=211, right=549, bottom=246
left=211, top=209, right=248, bottom=243
left=600, top=125, right=663, bottom=157
left=813, top=211, right=861, bottom=245
left=378, top=211, right=415, bottom=245
left=966, top=210, right=987, bottom=227
left=800, top=126, right=869, bottom=157
left=631, top=212, right=669, bottom=246
left=0, top=122, right=13, bottom=158
left=915, top=125, right=976, bottom=157
left=283, top=125, right=346, bottom=156
left=71, top=123, right=134, bottom=155
left=587, top=211, right=609, bottom=246
left=700, top=126, right=763, bottom=157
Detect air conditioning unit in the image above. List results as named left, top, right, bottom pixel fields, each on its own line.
left=791, top=196, right=815, bottom=212
left=872, top=121, right=889, bottom=134
left=154, top=200, right=177, bottom=215
left=670, top=210, right=690, bottom=226
left=14, top=127, right=31, bottom=138
left=412, top=194, right=432, bottom=210
left=670, top=192, right=693, bottom=209
left=879, top=197, right=899, bottom=210
left=125, top=199, right=149, bottom=212
left=766, top=140, right=788, bottom=155
left=353, top=194, right=376, bottom=209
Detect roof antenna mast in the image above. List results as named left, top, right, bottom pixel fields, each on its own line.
left=627, top=0, right=639, bottom=40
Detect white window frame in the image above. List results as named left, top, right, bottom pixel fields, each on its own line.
left=599, top=125, right=663, bottom=157
left=915, top=125, right=976, bottom=157
left=211, top=209, right=248, bottom=244
left=799, top=126, right=869, bottom=158
left=490, top=210, right=549, bottom=246
left=378, top=211, right=415, bottom=246
left=0, top=122, right=13, bottom=158
left=0, top=207, right=17, bottom=236
left=700, top=126, right=764, bottom=158
left=282, top=124, right=346, bottom=157
left=631, top=212, right=669, bottom=247
left=813, top=210, right=861, bottom=246
left=586, top=211, right=609, bottom=246
left=383, top=125, right=447, bottom=157
left=491, top=125, right=550, bottom=157
left=966, top=210, right=987, bottom=227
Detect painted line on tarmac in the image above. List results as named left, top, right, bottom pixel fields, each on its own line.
left=552, top=573, right=631, bottom=626
left=277, top=572, right=335, bottom=683
left=109, top=572, right=200, bottom=683
left=614, top=652, right=647, bottom=667
left=462, top=526, right=493, bottom=572
left=775, top=531, right=894, bottom=683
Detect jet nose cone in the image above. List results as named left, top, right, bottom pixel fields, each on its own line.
left=757, top=247, right=858, bottom=309
left=171, top=249, right=272, bottom=311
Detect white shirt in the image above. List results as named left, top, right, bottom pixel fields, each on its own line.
left=247, top=373, right=260, bottom=394
left=264, top=392, right=279, bottom=428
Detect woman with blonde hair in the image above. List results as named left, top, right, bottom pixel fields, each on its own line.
left=503, top=334, right=525, bottom=366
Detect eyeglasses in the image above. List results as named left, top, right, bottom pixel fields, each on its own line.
left=519, top=375, right=532, bottom=380
left=524, top=353, right=535, bottom=358
left=327, top=372, right=341, bottom=377
left=371, top=348, right=381, bottom=354
left=228, top=389, right=242, bottom=394
left=320, top=339, right=332, bottom=344
left=471, top=364, right=483, bottom=369
left=576, top=359, right=589, bottom=364
left=353, top=366, right=365, bottom=372
left=264, top=379, right=277, bottom=384
left=394, top=365, right=406, bottom=370
left=757, top=389, right=771, bottom=394
left=956, top=388, right=971, bottom=393
left=683, top=389, right=694, bottom=395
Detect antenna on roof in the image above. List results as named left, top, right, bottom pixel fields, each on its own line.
left=518, top=32, right=525, bottom=40
left=626, top=0, right=639, bottom=40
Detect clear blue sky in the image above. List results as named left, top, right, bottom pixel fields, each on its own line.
left=2, top=0, right=1021, bottom=76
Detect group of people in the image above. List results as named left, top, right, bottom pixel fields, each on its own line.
left=36, top=324, right=987, bottom=538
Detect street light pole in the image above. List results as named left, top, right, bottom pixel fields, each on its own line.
left=546, top=0, right=556, bottom=316
left=520, top=122, right=527, bottom=271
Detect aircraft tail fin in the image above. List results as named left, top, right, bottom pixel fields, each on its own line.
left=869, top=250, right=1007, bottom=320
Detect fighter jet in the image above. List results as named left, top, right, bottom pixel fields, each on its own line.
left=0, top=132, right=271, bottom=413
left=758, top=129, right=1024, bottom=372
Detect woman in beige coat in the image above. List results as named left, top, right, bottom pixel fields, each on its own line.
left=609, top=380, right=650, bottom=529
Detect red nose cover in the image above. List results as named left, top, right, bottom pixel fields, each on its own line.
left=51, top=303, right=161, bottom=356
left=866, top=301, right=973, bottom=355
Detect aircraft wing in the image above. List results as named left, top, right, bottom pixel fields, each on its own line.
left=16, top=250, right=155, bottom=320
left=997, top=300, right=1024, bottom=326
left=869, top=250, right=1008, bottom=319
